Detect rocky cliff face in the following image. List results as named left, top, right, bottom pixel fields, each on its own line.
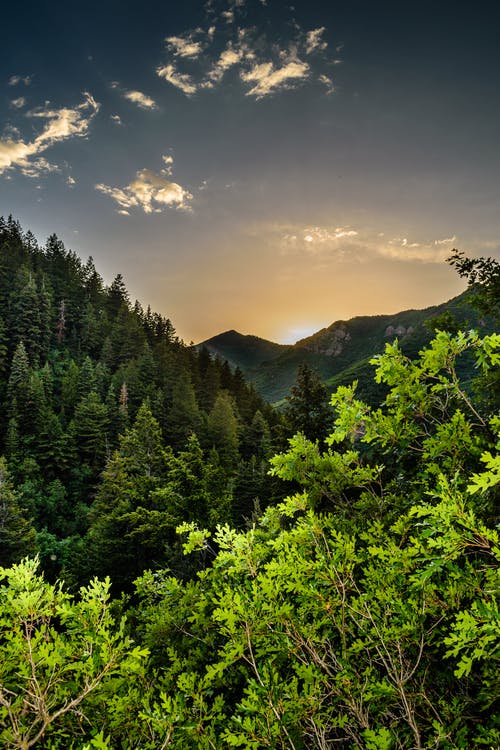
left=297, top=323, right=351, bottom=357
left=384, top=324, right=415, bottom=337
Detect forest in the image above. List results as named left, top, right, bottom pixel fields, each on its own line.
left=0, top=216, right=498, bottom=749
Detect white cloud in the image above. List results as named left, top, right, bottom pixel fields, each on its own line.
left=166, top=33, right=204, bottom=59
left=434, top=235, right=457, bottom=245
left=0, top=92, right=99, bottom=176
left=318, top=74, right=335, bottom=95
left=19, top=157, right=59, bottom=179
left=110, top=114, right=123, bottom=125
left=161, top=153, right=174, bottom=175
left=156, top=64, right=199, bottom=95
left=274, top=223, right=458, bottom=264
left=10, top=97, right=26, bottom=109
left=207, top=45, right=245, bottom=83
left=122, top=89, right=157, bottom=110
left=96, top=163, right=193, bottom=214
left=8, top=74, right=32, bottom=86
left=241, top=60, right=310, bottom=98
left=156, top=4, right=336, bottom=99
left=67, top=175, right=76, bottom=186
left=305, top=28, right=327, bottom=54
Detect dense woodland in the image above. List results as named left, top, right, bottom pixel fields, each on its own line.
left=0, top=217, right=498, bottom=748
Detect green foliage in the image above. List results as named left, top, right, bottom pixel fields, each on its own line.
left=284, top=362, right=332, bottom=442
left=129, top=330, right=500, bottom=748
left=0, top=558, right=147, bottom=749
left=0, top=458, right=37, bottom=566
left=1, top=220, right=499, bottom=747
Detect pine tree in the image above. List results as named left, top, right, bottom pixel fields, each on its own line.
left=70, top=391, right=109, bottom=472
left=7, top=342, right=33, bottom=433
left=207, top=390, right=240, bottom=470
left=284, top=362, right=332, bottom=442
left=0, top=457, right=37, bottom=566
left=84, top=404, right=171, bottom=589
left=164, top=374, right=201, bottom=450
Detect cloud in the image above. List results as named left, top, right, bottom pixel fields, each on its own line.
left=122, top=89, right=157, bottom=109
left=111, top=83, right=158, bottom=110
left=318, top=74, right=335, bottom=94
left=161, top=154, right=174, bottom=174
left=8, top=74, right=32, bottom=86
left=241, top=60, right=309, bottom=98
left=274, top=223, right=459, bottom=264
left=110, top=114, right=123, bottom=125
left=10, top=97, right=26, bottom=109
left=18, top=157, right=60, bottom=179
left=0, top=92, right=99, bottom=176
left=156, top=64, right=199, bottom=95
left=156, top=2, right=337, bottom=99
left=206, top=44, right=246, bottom=84
left=96, top=161, right=193, bottom=214
left=305, top=27, right=328, bottom=54
left=166, top=31, right=205, bottom=58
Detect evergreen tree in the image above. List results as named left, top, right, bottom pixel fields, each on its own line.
left=0, top=457, right=37, bottom=565
left=164, top=374, right=201, bottom=450
left=7, top=342, right=33, bottom=433
left=69, top=391, right=109, bottom=472
left=207, top=390, right=240, bottom=470
left=284, top=362, right=332, bottom=442
left=84, top=404, right=171, bottom=589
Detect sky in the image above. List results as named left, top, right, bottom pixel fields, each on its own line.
left=1, top=0, right=500, bottom=344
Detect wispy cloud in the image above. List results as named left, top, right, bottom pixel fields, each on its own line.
left=122, top=89, right=157, bottom=110
left=156, top=64, right=198, bottom=95
left=305, top=27, right=328, bottom=54
left=166, top=29, right=207, bottom=58
left=273, top=223, right=459, bottom=264
left=111, top=82, right=158, bottom=110
left=318, top=74, right=335, bottom=94
left=241, top=60, right=309, bottom=99
left=10, top=97, right=26, bottom=109
left=95, top=159, right=192, bottom=215
left=8, top=74, right=32, bottom=86
left=156, top=1, right=338, bottom=99
left=0, top=92, right=99, bottom=177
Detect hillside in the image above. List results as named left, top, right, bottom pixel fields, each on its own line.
left=196, top=329, right=288, bottom=371
left=199, top=291, right=483, bottom=403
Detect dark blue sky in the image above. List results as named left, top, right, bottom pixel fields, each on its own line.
left=2, top=0, right=499, bottom=342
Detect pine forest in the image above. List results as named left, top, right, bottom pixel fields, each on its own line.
left=0, top=215, right=498, bottom=749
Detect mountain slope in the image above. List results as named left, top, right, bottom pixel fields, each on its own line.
left=196, top=329, right=289, bottom=371
left=199, top=291, right=484, bottom=403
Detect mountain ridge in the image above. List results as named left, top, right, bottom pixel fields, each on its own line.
left=197, top=291, right=484, bottom=402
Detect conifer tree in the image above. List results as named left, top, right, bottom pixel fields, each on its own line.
left=84, top=404, right=171, bottom=588
left=69, top=391, right=109, bottom=472
left=7, top=342, right=32, bottom=433
left=207, top=390, right=240, bottom=469
left=284, top=362, right=332, bottom=442
left=164, top=375, right=201, bottom=450
left=0, top=457, right=37, bottom=565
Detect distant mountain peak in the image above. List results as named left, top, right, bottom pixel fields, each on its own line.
left=197, top=291, right=479, bottom=403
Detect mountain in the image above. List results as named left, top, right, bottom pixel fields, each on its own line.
left=196, top=329, right=289, bottom=371
left=198, top=291, right=485, bottom=403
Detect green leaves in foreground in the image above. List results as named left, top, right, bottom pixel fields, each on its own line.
left=0, top=558, right=147, bottom=749
left=2, top=330, right=499, bottom=748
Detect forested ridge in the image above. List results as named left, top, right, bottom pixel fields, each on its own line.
left=0, top=217, right=499, bottom=749
left=0, top=215, right=290, bottom=588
